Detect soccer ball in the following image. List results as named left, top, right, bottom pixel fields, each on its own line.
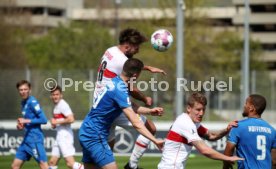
left=151, top=29, right=173, bottom=52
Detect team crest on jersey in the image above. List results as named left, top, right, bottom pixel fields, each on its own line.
left=34, top=104, right=40, bottom=111
left=22, top=111, right=25, bottom=116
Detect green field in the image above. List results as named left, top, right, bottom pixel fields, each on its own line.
left=0, top=154, right=227, bottom=169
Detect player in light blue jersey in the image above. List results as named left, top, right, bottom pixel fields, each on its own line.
left=11, top=80, right=49, bottom=169
left=223, top=94, right=276, bottom=169
left=79, top=58, right=164, bottom=169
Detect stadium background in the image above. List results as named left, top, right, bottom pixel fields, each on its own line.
left=0, top=0, right=276, bottom=168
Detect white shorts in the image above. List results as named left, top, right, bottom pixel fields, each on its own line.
left=51, top=131, right=75, bottom=158
left=108, top=113, right=147, bottom=141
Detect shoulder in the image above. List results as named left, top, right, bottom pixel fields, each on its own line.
left=27, top=96, right=39, bottom=104
left=174, top=113, right=195, bottom=128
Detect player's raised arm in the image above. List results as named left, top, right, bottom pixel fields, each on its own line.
left=143, top=65, right=166, bottom=75
left=203, top=120, right=238, bottom=141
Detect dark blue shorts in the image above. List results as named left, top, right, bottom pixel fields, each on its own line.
left=80, top=137, right=115, bottom=167
left=15, top=141, right=47, bottom=163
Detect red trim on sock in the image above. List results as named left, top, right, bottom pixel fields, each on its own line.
left=135, top=141, right=147, bottom=148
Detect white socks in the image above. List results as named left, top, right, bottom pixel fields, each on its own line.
left=73, top=162, right=84, bottom=169
left=129, top=135, right=150, bottom=168
left=49, top=162, right=83, bottom=169
left=49, top=166, right=58, bottom=169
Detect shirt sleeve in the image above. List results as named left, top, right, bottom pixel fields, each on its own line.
left=61, top=101, right=73, bottom=117
left=29, top=100, right=47, bottom=124
left=197, top=125, right=208, bottom=137
left=227, top=127, right=239, bottom=145
left=272, top=133, right=276, bottom=148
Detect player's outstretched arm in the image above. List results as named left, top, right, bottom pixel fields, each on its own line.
left=204, top=120, right=238, bottom=141
left=132, top=102, right=163, bottom=116
left=123, top=107, right=164, bottom=150
left=143, top=65, right=167, bottom=75
left=192, top=140, right=243, bottom=163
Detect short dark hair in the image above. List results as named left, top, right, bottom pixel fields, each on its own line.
left=249, top=94, right=266, bottom=115
left=122, top=58, right=144, bottom=78
left=119, top=28, right=148, bottom=45
left=50, top=85, right=62, bottom=93
left=187, top=92, right=207, bottom=107
left=16, top=80, right=31, bottom=89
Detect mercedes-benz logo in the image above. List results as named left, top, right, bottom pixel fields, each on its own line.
left=114, top=129, right=135, bottom=153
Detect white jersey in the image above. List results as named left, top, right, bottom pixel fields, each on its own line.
left=97, top=46, right=128, bottom=82
left=52, top=99, right=75, bottom=157
left=158, top=113, right=208, bottom=169
left=53, top=99, right=73, bottom=134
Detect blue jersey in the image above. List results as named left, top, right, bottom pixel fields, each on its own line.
left=21, top=96, right=47, bottom=143
left=228, top=118, right=276, bottom=169
left=79, top=76, right=131, bottom=141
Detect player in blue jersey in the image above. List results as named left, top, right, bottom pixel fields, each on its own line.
left=223, top=94, right=276, bottom=169
left=11, top=80, right=49, bottom=169
left=79, top=58, right=164, bottom=169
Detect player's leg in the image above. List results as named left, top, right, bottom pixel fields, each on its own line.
left=108, top=124, right=117, bottom=150
left=29, top=142, right=49, bottom=169
left=59, top=132, right=84, bottom=169
left=11, top=143, right=31, bottom=169
left=11, top=158, right=25, bottom=169
left=49, top=140, right=60, bottom=169
left=125, top=118, right=157, bottom=169
left=64, top=156, right=84, bottom=169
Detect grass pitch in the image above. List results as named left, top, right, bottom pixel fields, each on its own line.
left=0, top=154, right=225, bottom=169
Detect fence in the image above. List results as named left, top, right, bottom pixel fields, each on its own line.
left=0, top=69, right=276, bottom=123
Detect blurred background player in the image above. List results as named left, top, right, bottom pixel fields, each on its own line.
left=11, top=80, right=48, bottom=169
left=158, top=92, right=243, bottom=169
left=49, top=86, right=83, bottom=169
left=79, top=58, right=164, bottom=169
left=95, top=27, right=166, bottom=169
left=223, top=94, right=276, bottom=169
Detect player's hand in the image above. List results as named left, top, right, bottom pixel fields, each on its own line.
left=144, top=96, right=153, bottom=106
left=226, top=155, right=244, bottom=164
left=226, top=120, right=238, bottom=132
left=51, top=118, right=57, bottom=129
left=150, top=107, right=164, bottom=116
left=16, top=123, right=24, bottom=130
left=154, top=139, right=164, bottom=150
left=145, top=66, right=167, bottom=75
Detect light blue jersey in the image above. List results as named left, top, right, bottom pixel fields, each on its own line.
left=228, top=118, right=276, bottom=169
left=16, top=96, right=48, bottom=162
left=79, top=76, right=131, bottom=167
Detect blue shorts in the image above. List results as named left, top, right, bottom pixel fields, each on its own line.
left=15, top=141, right=47, bottom=163
left=80, top=136, right=114, bottom=167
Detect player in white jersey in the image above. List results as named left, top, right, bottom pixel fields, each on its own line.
left=158, top=92, right=243, bottom=169
left=95, top=28, right=166, bottom=169
left=49, top=86, right=83, bottom=169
